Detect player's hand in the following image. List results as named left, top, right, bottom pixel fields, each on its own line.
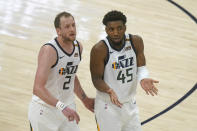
left=140, top=78, right=159, bottom=96
left=62, top=107, right=80, bottom=124
left=82, top=97, right=95, bottom=112
left=107, top=88, right=122, bottom=108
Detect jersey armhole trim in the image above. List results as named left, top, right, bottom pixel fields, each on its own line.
left=76, top=40, right=81, bottom=61
left=43, top=43, right=59, bottom=68
left=102, top=40, right=109, bottom=66
left=129, top=34, right=137, bottom=56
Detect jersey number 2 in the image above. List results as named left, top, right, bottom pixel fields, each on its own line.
left=63, top=76, right=71, bottom=89
left=117, top=68, right=133, bottom=83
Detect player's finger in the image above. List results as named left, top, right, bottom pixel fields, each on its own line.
left=73, top=112, right=80, bottom=124
left=148, top=89, right=154, bottom=96
left=110, top=97, right=115, bottom=104
left=147, top=86, right=154, bottom=96
left=152, top=80, right=159, bottom=83
left=152, top=84, right=158, bottom=93
left=68, top=115, right=74, bottom=121
left=111, top=96, right=122, bottom=107
left=152, top=87, right=158, bottom=95
left=142, top=83, right=149, bottom=95
left=144, top=88, right=149, bottom=95
left=153, top=86, right=158, bottom=91
left=143, top=86, right=149, bottom=95
left=115, top=99, right=122, bottom=108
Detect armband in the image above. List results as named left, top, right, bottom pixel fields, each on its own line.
left=137, top=66, right=149, bottom=83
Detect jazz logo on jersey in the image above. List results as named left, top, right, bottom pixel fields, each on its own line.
left=59, top=62, right=78, bottom=75
left=112, top=55, right=134, bottom=70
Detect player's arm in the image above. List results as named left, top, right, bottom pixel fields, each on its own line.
left=33, top=45, right=58, bottom=107
left=33, top=45, right=80, bottom=123
left=132, top=35, right=146, bottom=67
left=74, top=42, right=94, bottom=112
left=90, top=41, right=122, bottom=107
left=90, top=42, right=109, bottom=93
left=74, top=75, right=94, bottom=112
left=132, top=35, right=159, bottom=96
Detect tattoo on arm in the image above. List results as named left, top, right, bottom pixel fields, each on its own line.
left=81, top=92, right=86, bottom=100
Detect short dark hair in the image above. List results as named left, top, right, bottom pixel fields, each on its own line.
left=102, top=10, right=127, bottom=25
left=54, top=11, right=74, bottom=28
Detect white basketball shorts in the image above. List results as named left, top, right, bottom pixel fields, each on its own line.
left=28, top=100, right=79, bottom=131
left=95, top=98, right=142, bottom=131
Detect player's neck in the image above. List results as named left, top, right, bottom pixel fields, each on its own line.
left=57, top=37, right=74, bottom=53
left=57, top=37, right=73, bottom=46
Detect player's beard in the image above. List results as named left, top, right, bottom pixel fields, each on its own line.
left=62, top=34, right=76, bottom=43
left=110, top=37, right=124, bottom=46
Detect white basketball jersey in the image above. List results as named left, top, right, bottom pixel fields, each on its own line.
left=32, top=38, right=81, bottom=106
left=97, top=34, right=137, bottom=103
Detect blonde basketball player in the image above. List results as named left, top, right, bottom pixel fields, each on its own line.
left=90, top=10, right=159, bottom=131
left=28, top=11, right=94, bottom=131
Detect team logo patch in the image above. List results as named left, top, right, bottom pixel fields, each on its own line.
left=112, top=55, right=134, bottom=70
left=59, top=68, right=67, bottom=75
left=58, top=62, right=78, bottom=75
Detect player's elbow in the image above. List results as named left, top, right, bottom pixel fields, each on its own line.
left=92, top=76, right=102, bottom=87
left=33, top=84, right=44, bottom=96
left=33, top=85, right=39, bottom=96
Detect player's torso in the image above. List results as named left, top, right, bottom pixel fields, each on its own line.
left=101, top=34, right=137, bottom=103
left=32, top=38, right=81, bottom=106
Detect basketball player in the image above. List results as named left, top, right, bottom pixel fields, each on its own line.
left=28, top=11, right=94, bottom=131
left=90, top=10, right=159, bottom=131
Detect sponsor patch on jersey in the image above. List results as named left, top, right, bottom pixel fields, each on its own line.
left=125, top=46, right=131, bottom=51
left=74, top=53, right=78, bottom=57
left=125, top=38, right=130, bottom=41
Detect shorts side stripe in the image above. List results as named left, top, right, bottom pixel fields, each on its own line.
left=30, top=122, right=33, bottom=131
left=95, top=116, right=100, bottom=131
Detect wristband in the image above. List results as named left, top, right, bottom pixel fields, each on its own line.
left=137, top=66, right=149, bottom=83
left=56, top=101, right=67, bottom=111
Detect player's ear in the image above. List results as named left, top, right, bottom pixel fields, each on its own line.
left=105, top=26, right=109, bottom=33
left=56, top=28, right=61, bottom=36
left=124, top=24, right=126, bottom=31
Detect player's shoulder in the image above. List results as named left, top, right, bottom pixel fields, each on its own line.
left=131, top=34, right=144, bottom=50
left=74, top=40, right=83, bottom=54
left=92, top=40, right=107, bottom=52
left=131, top=34, right=143, bottom=43
left=39, top=43, right=57, bottom=58
left=91, top=40, right=108, bottom=58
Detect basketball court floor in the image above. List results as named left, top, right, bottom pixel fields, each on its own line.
left=0, top=0, right=196, bottom=131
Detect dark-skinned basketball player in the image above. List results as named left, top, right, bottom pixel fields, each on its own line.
left=90, top=10, right=159, bottom=131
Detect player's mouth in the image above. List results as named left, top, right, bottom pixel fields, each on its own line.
left=112, top=37, right=121, bottom=42
left=70, top=33, right=76, bottom=37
